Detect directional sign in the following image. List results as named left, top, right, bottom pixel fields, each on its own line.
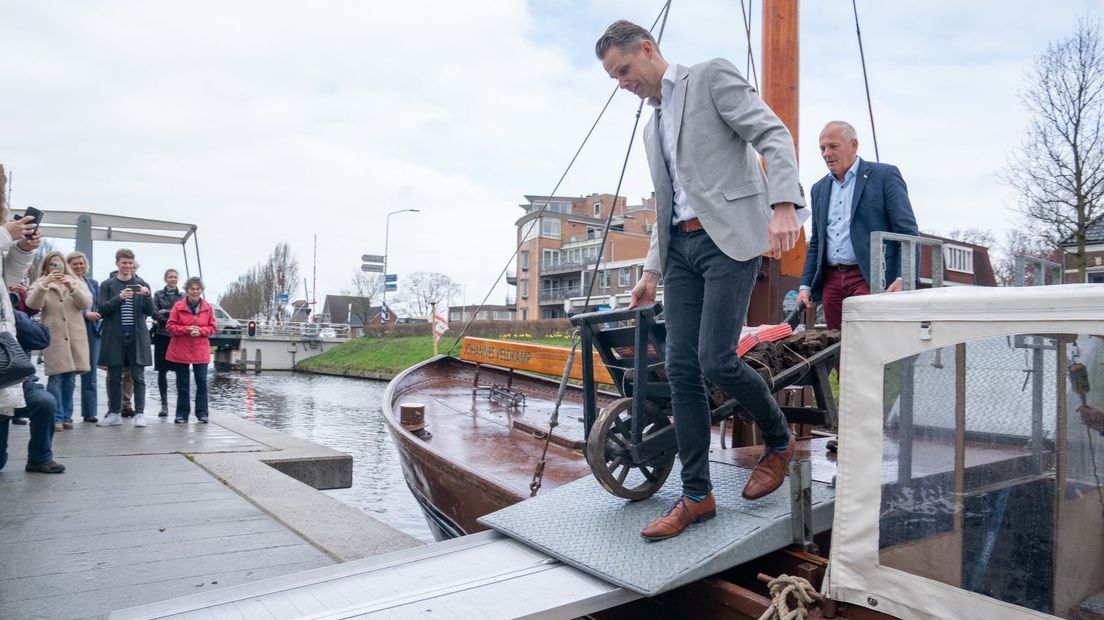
left=361, top=263, right=384, bottom=272
left=361, top=254, right=385, bottom=263
left=385, top=274, right=398, bottom=283
left=384, top=283, right=397, bottom=292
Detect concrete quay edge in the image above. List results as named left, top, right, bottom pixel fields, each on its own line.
left=196, top=412, right=423, bottom=562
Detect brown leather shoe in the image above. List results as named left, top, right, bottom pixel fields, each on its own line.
left=741, top=437, right=796, bottom=500
left=640, top=494, right=716, bottom=541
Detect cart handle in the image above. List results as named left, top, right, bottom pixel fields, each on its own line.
left=570, top=302, right=663, bottom=327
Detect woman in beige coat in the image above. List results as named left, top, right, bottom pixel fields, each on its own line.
left=26, top=251, right=92, bottom=430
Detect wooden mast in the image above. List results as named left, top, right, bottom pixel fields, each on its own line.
left=761, top=0, right=806, bottom=280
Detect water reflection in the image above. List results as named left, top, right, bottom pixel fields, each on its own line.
left=207, top=371, right=434, bottom=543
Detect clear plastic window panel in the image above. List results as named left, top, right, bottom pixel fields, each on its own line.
left=877, top=333, right=1104, bottom=618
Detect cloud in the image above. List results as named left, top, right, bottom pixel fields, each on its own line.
left=0, top=0, right=1100, bottom=316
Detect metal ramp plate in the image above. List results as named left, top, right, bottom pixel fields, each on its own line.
left=110, top=531, right=640, bottom=619
left=479, top=462, right=835, bottom=595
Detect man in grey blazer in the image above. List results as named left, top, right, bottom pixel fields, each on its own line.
left=596, top=20, right=805, bottom=541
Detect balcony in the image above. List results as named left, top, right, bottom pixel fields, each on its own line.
left=540, top=257, right=599, bottom=275
left=539, top=285, right=584, bottom=303
left=506, top=269, right=517, bottom=285
left=505, top=294, right=517, bottom=306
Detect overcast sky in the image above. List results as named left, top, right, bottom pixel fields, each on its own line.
left=1, top=1, right=1100, bottom=314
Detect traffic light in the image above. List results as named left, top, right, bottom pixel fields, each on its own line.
left=247, top=321, right=257, bottom=337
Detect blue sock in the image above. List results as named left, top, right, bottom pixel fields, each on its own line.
left=683, top=492, right=706, bottom=502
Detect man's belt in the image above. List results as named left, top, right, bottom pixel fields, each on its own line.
left=830, top=263, right=859, bottom=271
left=675, top=218, right=704, bottom=233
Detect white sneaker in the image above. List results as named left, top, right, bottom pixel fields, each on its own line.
left=97, top=413, right=122, bottom=427
left=133, top=414, right=147, bottom=428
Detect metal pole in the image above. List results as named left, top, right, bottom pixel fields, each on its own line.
left=382, top=208, right=420, bottom=316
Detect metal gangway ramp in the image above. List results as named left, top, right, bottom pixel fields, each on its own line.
left=112, top=464, right=833, bottom=619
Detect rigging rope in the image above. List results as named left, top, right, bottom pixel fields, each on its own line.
left=443, top=1, right=673, bottom=357
left=851, top=0, right=880, bottom=161
left=740, top=0, right=760, bottom=92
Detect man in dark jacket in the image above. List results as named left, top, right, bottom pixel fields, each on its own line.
left=96, top=248, right=154, bottom=428
left=0, top=305, right=65, bottom=473
left=152, top=268, right=182, bottom=417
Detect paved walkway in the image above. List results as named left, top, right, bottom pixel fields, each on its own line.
left=1, top=405, right=420, bottom=619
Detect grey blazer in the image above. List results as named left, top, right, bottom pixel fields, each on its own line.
left=642, top=59, right=805, bottom=274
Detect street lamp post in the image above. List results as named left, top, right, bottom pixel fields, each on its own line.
left=382, top=208, right=420, bottom=317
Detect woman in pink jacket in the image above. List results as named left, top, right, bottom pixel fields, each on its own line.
left=166, top=277, right=216, bottom=424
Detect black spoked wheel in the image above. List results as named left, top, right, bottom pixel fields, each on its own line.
left=585, top=397, right=674, bottom=500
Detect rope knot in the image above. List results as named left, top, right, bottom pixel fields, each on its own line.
left=757, top=574, right=817, bottom=620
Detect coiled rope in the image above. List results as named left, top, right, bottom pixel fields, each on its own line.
left=758, top=574, right=818, bottom=620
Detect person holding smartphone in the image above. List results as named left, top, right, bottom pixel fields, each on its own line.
left=96, top=248, right=154, bottom=428
left=26, top=251, right=92, bottom=431
left=0, top=199, right=45, bottom=444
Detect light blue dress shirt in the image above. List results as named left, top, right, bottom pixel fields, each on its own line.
left=825, top=157, right=861, bottom=266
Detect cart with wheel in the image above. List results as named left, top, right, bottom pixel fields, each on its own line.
left=569, top=302, right=840, bottom=500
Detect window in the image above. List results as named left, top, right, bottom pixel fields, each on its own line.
left=618, top=267, right=632, bottom=287
left=520, top=279, right=529, bottom=299
left=543, top=249, right=560, bottom=268
left=1089, top=272, right=1104, bottom=283
left=540, top=218, right=561, bottom=239
left=599, top=270, right=610, bottom=289
left=476, top=311, right=488, bottom=320
left=520, top=220, right=539, bottom=243
left=877, top=332, right=1104, bottom=617
left=520, top=251, right=529, bottom=271
left=521, top=309, right=528, bottom=320
left=943, top=245, right=974, bottom=274
left=542, top=308, right=556, bottom=319
left=593, top=202, right=602, bottom=217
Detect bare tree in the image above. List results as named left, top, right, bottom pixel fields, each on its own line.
left=397, top=272, right=461, bottom=319
left=945, top=228, right=998, bottom=248
left=218, top=242, right=301, bottom=320
left=1004, top=19, right=1104, bottom=282
left=342, top=270, right=381, bottom=325
left=992, top=229, right=1061, bottom=286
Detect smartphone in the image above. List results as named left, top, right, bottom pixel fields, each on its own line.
left=128, top=284, right=142, bottom=294
left=18, top=206, right=43, bottom=240
left=51, top=262, right=63, bottom=273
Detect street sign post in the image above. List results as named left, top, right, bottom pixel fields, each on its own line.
left=384, top=283, right=397, bottom=292
left=361, top=254, right=385, bottom=264
left=385, top=274, right=398, bottom=283
left=361, top=263, right=384, bottom=272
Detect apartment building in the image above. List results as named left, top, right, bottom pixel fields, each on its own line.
left=1062, top=218, right=1104, bottom=283
left=511, top=193, right=657, bottom=319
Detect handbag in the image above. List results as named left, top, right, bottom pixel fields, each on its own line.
left=0, top=330, right=34, bottom=390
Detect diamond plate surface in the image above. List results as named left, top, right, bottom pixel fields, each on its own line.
left=480, top=462, right=834, bottom=595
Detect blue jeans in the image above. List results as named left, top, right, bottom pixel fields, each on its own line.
left=107, top=332, right=146, bottom=414
left=47, top=372, right=77, bottom=424
left=174, top=363, right=209, bottom=419
left=79, top=327, right=101, bottom=420
left=663, top=230, right=790, bottom=496
left=0, top=381, right=58, bottom=470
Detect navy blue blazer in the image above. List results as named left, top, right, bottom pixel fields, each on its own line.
left=79, top=274, right=102, bottom=336
left=800, top=158, right=919, bottom=301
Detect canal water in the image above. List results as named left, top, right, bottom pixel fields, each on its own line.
left=205, top=371, right=435, bottom=543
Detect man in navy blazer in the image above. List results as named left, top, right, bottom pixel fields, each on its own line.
left=797, top=121, right=919, bottom=329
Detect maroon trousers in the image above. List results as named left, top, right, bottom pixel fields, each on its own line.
left=821, top=267, right=870, bottom=330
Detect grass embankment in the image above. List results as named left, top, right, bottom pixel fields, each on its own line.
left=296, top=333, right=575, bottom=379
